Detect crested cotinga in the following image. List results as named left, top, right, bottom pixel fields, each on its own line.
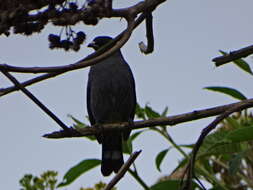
left=87, top=36, right=136, bottom=176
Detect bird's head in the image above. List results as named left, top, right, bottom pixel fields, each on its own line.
left=88, top=36, right=113, bottom=51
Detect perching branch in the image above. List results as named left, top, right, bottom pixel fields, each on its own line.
left=181, top=99, right=253, bottom=190
left=43, top=99, right=253, bottom=139
left=104, top=151, right=142, bottom=190
left=1, top=70, right=70, bottom=131
left=212, top=44, right=253, bottom=67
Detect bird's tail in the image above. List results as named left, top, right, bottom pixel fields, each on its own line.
left=101, top=133, right=124, bottom=176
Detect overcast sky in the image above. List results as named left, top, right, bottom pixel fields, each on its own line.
left=1, top=0, right=253, bottom=189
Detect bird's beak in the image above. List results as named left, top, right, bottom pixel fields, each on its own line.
left=88, top=41, right=96, bottom=48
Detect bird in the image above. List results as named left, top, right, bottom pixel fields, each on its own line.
left=87, top=36, right=136, bottom=176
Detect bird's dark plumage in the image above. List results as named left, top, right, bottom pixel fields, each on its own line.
left=87, top=36, right=136, bottom=176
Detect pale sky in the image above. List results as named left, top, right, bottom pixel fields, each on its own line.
left=1, top=0, right=253, bottom=190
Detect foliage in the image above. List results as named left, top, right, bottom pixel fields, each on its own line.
left=80, top=181, right=117, bottom=190
left=19, top=172, right=115, bottom=190
left=19, top=171, right=58, bottom=190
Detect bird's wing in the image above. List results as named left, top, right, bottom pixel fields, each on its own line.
left=87, top=76, right=95, bottom=125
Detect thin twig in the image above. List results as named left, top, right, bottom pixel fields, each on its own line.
left=212, top=44, right=253, bottom=66
left=104, top=150, right=142, bottom=190
left=182, top=99, right=253, bottom=190
left=43, top=99, right=253, bottom=138
left=1, top=70, right=70, bottom=131
left=0, top=72, right=61, bottom=97
left=139, top=12, right=154, bottom=54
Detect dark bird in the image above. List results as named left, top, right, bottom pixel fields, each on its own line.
left=87, top=36, right=136, bottom=176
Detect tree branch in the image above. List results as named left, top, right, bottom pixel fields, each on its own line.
left=0, top=0, right=166, bottom=74
left=212, top=44, right=253, bottom=67
left=0, top=19, right=135, bottom=74
left=0, top=13, right=148, bottom=97
left=0, top=72, right=61, bottom=97
left=43, top=99, right=253, bottom=139
left=139, top=12, right=154, bottom=54
left=0, top=0, right=166, bottom=36
left=104, top=151, right=142, bottom=190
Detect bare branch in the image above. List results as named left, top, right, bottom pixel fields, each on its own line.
left=182, top=99, right=253, bottom=190
left=0, top=19, right=135, bottom=74
left=0, top=13, right=148, bottom=97
left=139, top=12, right=154, bottom=54
left=1, top=70, right=70, bottom=131
left=0, top=0, right=166, bottom=74
left=43, top=99, right=253, bottom=139
left=212, top=44, right=253, bottom=66
left=104, top=151, right=142, bottom=190
left=0, top=72, right=61, bottom=97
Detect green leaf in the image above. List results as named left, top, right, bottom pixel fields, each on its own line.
left=199, top=142, right=242, bottom=158
left=225, top=125, right=253, bottom=143
left=179, top=144, right=194, bottom=149
left=219, top=50, right=253, bottom=75
left=145, top=104, right=160, bottom=119
left=58, top=159, right=101, bottom=187
left=228, top=154, right=242, bottom=175
left=204, top=86, right=247, bottom=100
left=123, top=130, right=145, bottom=154
left=161, top=106, right=169, bottom=117
left=122, top=140, right=132, bottom=154
left=151, top=180, right=200, bottom=190
left=151, top=180, right=180, bottom=190
left=68, top=114, right=85, bottom=128
left=68, top=115, right=96, bottom=141
left=129, top=130, right=145, bottom=141
left=198, top=125, right=253, bottom=158
left=135, top=103, right=146, bottom=120
left=225, top=117, right=242, bottom=130
left=171, top=157, right=189, bottom=174
left=155, top=148, right=170, bottom=172
left=197, top=130, right=239, bottom=158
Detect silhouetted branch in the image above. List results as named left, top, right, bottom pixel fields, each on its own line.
left=212, top=44, right=253, bottom=66
left=0, top=72, right=61, bottom=97
left=0, top=19, right=135, bottom=74
left=181, top=99, right=253, bottom=190
left=1, top=70, right=70, bottom=131
left=0, top=0, right=166, bottom=36
left=139, top=12, right=154, bottom=54
left=43, top=99, right=253, bottom=138
left=0, top=12, right=148, bottom=97
left=0, top=0, right=165, bottom=74
left=104, top=151, right=142, bottom=190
